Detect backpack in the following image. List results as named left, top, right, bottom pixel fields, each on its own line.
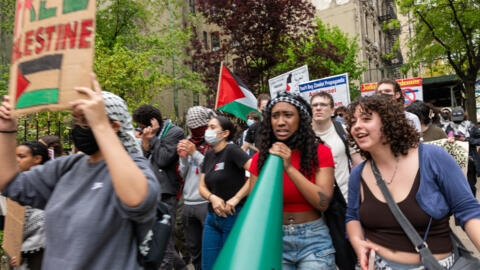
left=136, top=200, right=172, bottom=270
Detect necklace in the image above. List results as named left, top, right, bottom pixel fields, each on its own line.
left=384, top=157, right=399, bottom=185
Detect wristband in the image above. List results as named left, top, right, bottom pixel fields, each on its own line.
left=0, top=130, right=17, bottom=133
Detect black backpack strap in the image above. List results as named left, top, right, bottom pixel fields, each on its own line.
left=332, top=121, right=352, bottom=168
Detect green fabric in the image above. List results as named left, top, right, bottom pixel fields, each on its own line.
left=217, top=101, right=258, bottom=121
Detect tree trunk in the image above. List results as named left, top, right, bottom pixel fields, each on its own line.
left=464, top=79, right=477, bottom=124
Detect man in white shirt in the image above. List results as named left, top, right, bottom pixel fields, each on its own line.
left=311, top=92, right=362, bottom=202
left=375, top=78, right=422, bottom=134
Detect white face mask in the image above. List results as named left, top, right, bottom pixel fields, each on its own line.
left=204, top=129, right=222, bottom=146
left=247, top=119, right=255, bottom=127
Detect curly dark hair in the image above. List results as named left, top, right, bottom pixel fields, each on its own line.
left=132, top=105, right=163, bottom=128
left=256, top=93, right=322, bottom=178
left=21, top=141, right=49, bottom=164
left=345, top=95, right=419, bottom=160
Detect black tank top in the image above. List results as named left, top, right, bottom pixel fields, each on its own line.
left=359, top=170, right=452, bottom=253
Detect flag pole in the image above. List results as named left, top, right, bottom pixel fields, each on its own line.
left=215, top=61, right=223, bottom=110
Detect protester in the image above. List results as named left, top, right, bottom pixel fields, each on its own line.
left=445, top=107, right=480, bottom=196
left=440, top=107, right=454, bottom=132
left=240, top=111, right=260, bottom=156
left=311, top=91, right=362, bottom=201
left=248, top=91, right=336, bottom=269
left=132, top=104, right=186, bottom=270
left=198, top=116, right=251, bottom=270
left=375, top=78, right=422, bottom=134
left=38, top=135, right=64, bottom=158
left=243, top=93, right=270, bottom=153
left=10, top=141, right=49, bottom=270
left=334, top=105, right=347, bottom=125
left=345, top=95, right=480, bottom=270
left=177, top=106, right=215, bottom=270
left=405, top=101, right=447, bottom=142
left=0, top=75, right=159, bottom=270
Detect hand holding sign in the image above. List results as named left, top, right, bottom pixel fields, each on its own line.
left=70, top=73, right=109, bottom=128
left=0, top=96, right=17, bottom=132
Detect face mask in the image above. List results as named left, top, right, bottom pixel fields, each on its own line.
left=204, top=129, right=222, bottom=146
left=441, top=113, right=449, bottom=120
left=72, top=125, right=99, bottom=155
left=247, top=119, right=255, bottom=127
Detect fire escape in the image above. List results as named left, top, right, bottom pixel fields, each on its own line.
left=378, top=0, right=403, bottom=79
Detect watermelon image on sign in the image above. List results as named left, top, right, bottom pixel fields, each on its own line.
left=15, top=54, right=63, bottom=109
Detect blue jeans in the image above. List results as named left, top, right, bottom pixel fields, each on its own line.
left=201, top=205, right=242, bottom=270
left=282, top=218, right=336, bottom=270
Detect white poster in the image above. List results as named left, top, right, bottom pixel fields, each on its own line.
left=298, top=73, right=350, bottom=107
left=268, top=65, right=309, bottom=98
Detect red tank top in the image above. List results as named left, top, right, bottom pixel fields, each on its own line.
left=249, top=144, right=334, bottom=212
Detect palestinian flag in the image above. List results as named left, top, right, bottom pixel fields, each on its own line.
left=216, top=64, right=259, bottom=121
left=15, top=54, right=63, bottom=109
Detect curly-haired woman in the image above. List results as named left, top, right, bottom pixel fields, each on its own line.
left=345, top=95, right=480, bottom=270
left=248, top=91, right=336, bottom=269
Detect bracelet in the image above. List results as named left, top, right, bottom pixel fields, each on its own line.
left=0, top=130, right=17, bottom=133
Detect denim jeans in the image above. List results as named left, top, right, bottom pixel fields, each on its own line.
left=183, top=203, right=208, bottom=270
left=355, top=252, right=455, bottom=270
left=282, top=218, right=336, bottom=270
left=201, top=205, right=242, bottom=270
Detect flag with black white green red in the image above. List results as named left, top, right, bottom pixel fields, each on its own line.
left=215, top=64, right=259, bottom=121
left=15, top=54, right=63, bottom=109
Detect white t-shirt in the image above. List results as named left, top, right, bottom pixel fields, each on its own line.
left=315, top=122, right=353, bottom=202
left=405, top=111, right=422, bottom=134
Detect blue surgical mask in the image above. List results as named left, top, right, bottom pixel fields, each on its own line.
left=247, top=119, right=255, bottom=127
left=204, top=129, right=222, bottom=146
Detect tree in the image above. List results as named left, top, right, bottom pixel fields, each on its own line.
left=95, top=0, right=206, bottom=115
left=398, top=0, right=480, bottom=123
left=190, top=0, right=317, bottom=101
left=0, top=0, right=15, bottom=95
left=274, top=19, right=365, bottom=100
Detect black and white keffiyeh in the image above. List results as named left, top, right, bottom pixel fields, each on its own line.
left=102, top=91, right=142, bottom=155
left=265, top=91, right=312, bottom=119
left=186, top=106, right=216, bottom=129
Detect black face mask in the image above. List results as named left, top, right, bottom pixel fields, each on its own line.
left=72, top=125, right=99, bottom=155
left=441, top=113, right=449, bottom=120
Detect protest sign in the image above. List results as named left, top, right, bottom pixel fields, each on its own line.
left=361, top=77, right=424, bottom=105
left=2, top=199, right=26, bottom=266
left=298, top=73, right=350, bottom=107
left=9, top=0, right=96, bottom=115
left=268, top=65, right=309, bottom=98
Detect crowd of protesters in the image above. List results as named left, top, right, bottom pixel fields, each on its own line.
left=1, top=74, right=480, bottom=270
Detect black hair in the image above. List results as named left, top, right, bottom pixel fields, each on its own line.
left=21, top=141, right=49, bottom=164
left=311, top=91, right=334, bottom=108
left=39, top=135, right=64, bottom=157
left=405, top=100, right=431, bottom=125
left=257, top=92, right=321, bottom=178
left=132, top=105, right=163, bottom=128
left=213, top=116, right=236, bottom=141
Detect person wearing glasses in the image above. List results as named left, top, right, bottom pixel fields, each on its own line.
left=0, top=75, right=159, bottom=270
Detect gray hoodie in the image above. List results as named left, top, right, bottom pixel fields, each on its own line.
left=3, top=154, right=159, bottom=270
left=179, top=151, right=208, bottom=205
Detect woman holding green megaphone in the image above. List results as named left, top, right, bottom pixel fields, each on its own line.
left=248, top=91, right=336, bottom=269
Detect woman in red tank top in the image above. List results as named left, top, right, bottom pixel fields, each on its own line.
left=248, top=91, right=336, bottom=269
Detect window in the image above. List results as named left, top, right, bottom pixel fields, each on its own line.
left=211, top=32, right=220, bottom=51
left=203, top=31, right=208, bottom=50
left=189, top=0, right=195, bottom=14
left=365, top=14, right=368, bottom=37
left=233, top=58, right=242, bottom=73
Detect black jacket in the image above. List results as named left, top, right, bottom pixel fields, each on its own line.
left=144, top=120, right=184, bottom=195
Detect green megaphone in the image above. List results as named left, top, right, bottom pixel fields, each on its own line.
left=212, top=154, right=284, bottom=270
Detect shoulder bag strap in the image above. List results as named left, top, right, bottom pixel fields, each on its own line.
left=370, top=159, right=443, bottom=270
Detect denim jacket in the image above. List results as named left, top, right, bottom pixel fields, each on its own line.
left=346, top=143, right=480, bottom=229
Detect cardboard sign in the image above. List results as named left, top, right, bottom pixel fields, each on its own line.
left=2, top=199, right=26, bottom=266
left=268, top=65, right=309, bottom=98
left=298, top=73, right=350, bottom=107
left=9, top=0, right=96, bottom=115
left=360, top=77, right=424, bottom=105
